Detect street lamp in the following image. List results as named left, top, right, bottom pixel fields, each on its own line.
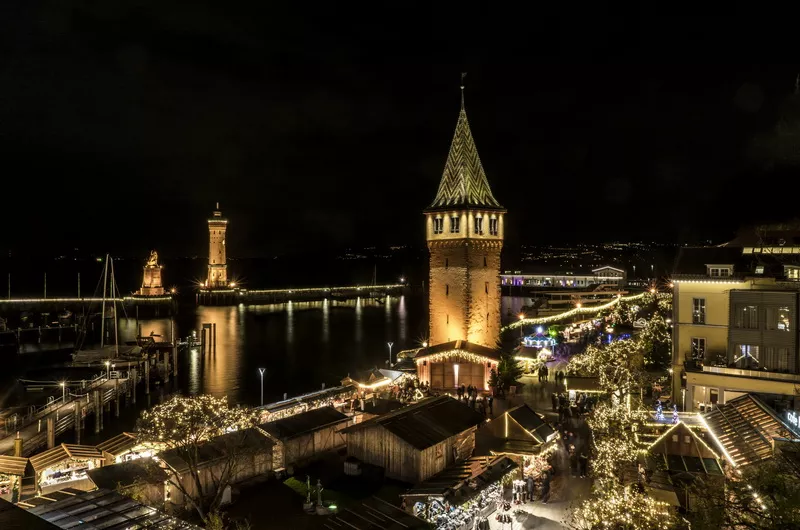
left=60, top=381, right=66, bottom=403
left=387, top=342, right=394, bottom=366
left=105, top=361, right=110, bottom=380
left=518, top=313, right=525, bottom=340
left=258, top=368, right=266, bottom=406
left=422, top=341, right=428, bottom=348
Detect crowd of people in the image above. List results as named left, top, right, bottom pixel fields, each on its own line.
left=551, top=391, right=597, bottom=422
left=456, top=384, right=494, bottom=416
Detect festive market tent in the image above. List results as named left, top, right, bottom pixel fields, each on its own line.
left=29, top=444, right=104, bottom=495
left=20, top=487, right=200, bottom=529
left=701, top=394, right=796, bottom=468
left=260, top=406, right=349, bottom=471
left=633, top=421, right=725, bottom=511
left=485, top=404, right=557, bottom=480
left=158, top=427, right=274, bottom=509
left=0, top=455, right=30, bottom=501
left=342, top=395, right=486, bottom=483
left=323, top=496, right=430, bottom=530
left=96, top=432, right=163, bottom=464
left=414, top=340, right=500, bottom=390
left=400, top=455, right=517, bottom=526
left=341, top=368, right=413, bottom=392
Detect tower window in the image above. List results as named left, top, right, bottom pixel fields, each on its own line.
left=450, top=216, right=460, bottom=234
left=447, top=314, right=449, bottom=324
left=433, top=217, right=444, bottom=234
left=446, top=284, right=449, bottom=296
left=485, top=281, right=488, bottom=294
left=445, top=258, right=449, bottom=269
left=483, top=256, right=487, bottom=267
left=489, top=218, right=499, bottom=236
left=475, top=217, right=483, bottom=235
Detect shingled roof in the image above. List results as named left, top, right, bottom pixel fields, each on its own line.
left=260, top=406, right=349, bottom=441
left=341, top=396, right=484, bottom=450
left=427, top=98, right=503, bottom=211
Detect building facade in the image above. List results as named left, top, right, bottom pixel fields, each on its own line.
left=671, top=244, right=800, bottom=415
left=206, top=203, right=228, bottom=288
left=501, top=265, right=626, bottom=288
left=425, top=91, right=505, bottom=349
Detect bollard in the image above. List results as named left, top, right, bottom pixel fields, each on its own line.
left=46, top=415, right=55, bottom=449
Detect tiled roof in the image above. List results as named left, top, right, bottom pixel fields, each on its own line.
left=260, top=406, right=349, bottom=441
left=702, top=394, right=794, bottom=467
left=401, top=455, right=517, bottom=498
left=427, top=103, right=503, bottom=211
left=341, top=396, right=485, bottom=450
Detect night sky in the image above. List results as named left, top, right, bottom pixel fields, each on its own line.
left=2, top=3, right=799, bottom=258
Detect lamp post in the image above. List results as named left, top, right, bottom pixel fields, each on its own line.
left=60, top=382, right=66, bottom=403
left=387, top=342, right=394, bottom=366
left=258, top=368, right=266, bottom=406
left=518, top=313, right=525, bottom=341
left=105, top=361, right=110, bottom=380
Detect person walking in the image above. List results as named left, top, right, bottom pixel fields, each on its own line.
left=551, top=392, right=558, bottom=412
left=540, top=468, right=552, bottom=504
left=487, top=395, right=494, bottom=416
left=579, top=449, right=588, bottom=478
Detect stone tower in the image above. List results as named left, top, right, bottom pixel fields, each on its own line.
left=425, top=90, right=505, bottom=348
left=207, top=203, right=228, bottom=288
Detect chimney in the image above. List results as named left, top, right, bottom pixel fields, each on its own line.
left=14, top=431, right=23, bottom=457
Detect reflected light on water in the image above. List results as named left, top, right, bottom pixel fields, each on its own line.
left=398, top=295, right=407, bottom=343
left=322, top=298, right=330, bottom=341
left=355, top=297, right=363, bottom=343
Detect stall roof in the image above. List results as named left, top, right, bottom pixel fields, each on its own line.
left=0, top=454, right=29, bottom=477
left=702, top=394, right=794, bottom=467
left=401, top=455, right=517, bottom=499
left=96, top=433, right=139, bottom=457
left=260, top=406, right=349, bottom=441
left=341, top=396, right=485, bottom=451
left=356, top=398, right=405, bottom=417
left=160, top=427, right=273, bottom=475
left=30, top=445, right=104, bottom=473
left=86, top=460, right=167, bottom=491
left=257, top=385, right=354, bottom=415
left=413, top=340, right=501, bottom=361
left=323, top=496, right=429, bottom=530
left=506, top=404, right=556, bottom=444
left=24, top=487, right=201, bottom=530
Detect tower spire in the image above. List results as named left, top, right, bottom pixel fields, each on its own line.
left=460, top=72, right=466, bottom=110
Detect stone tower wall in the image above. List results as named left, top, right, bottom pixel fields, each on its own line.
left=208, top=219, right=228, bottom=287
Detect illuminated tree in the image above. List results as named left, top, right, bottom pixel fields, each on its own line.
left=137, top=395, right=257, bottom=523
left=566, top=482, right=685, bottom=530
left=638, top=313, right=672, bottom=368
left=568, top=340, right=646, bottom=398
left=489, top=352, right=523, bottom=395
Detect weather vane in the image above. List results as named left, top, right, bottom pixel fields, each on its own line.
left=461, top=72, right=467, bottom=108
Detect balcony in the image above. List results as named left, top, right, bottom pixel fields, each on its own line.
left=700, top=365, right=800, bottom=383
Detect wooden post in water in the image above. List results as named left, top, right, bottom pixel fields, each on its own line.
left=46, top=415, right=55, bottom=449
left=213, top=323, right=217, bottom=354
left=74, top=404, right=82, bottom=444
left=172, top=345, right=178, bottom=377
left=114, top=378, right=120, bottom=417
left=93, top=390, right=101, bottom=433
left=144, top=356, right=150, bottom=395
left=163, top=350, right=170, bottom=384
left=131, top=367, right=137, bottom=404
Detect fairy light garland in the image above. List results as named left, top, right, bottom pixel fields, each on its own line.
left=415, top=350, right=498, bottom=365
left=505, top=292, right=648, bottom=330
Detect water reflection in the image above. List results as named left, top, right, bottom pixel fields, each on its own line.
left=116, top=295, right=432, bottom=405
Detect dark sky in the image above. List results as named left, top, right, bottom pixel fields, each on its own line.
left=1, top=3, right=799, bottom=258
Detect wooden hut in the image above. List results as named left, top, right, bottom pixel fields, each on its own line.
left=260, top=406, right=350, bottom=471
left=87, top=460, right=168, bottom=509
left=0, top=455, right=30, bottom=502
left=29, top=444, right=105, bottom=495
left=159, top=427, right=274, bottom=510
left=487, top=404, right=557, bottom=455
left=414, top=341, right=500, bottom=391
left=341, top=396, right=485, bottom=483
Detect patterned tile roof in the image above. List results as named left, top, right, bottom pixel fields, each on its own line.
left=427, top=102, right=503, bottom=211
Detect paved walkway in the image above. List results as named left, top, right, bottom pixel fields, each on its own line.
left=483, top=374, right=593, bottom=529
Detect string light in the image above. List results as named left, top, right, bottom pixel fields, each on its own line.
left=415, top=349, right=498, bottom=365
left=504, top=292, right=648, bottom=330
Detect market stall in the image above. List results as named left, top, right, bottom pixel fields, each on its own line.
left=400, top=455, right=517, bottom=530
left=0, top=455, right=29, bottom=501
left=96, top=432, right=164, bottom=464
left=30, top=443, right=105, bottom=495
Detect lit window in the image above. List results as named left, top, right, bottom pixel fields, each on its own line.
left=450, top=216, right=460, bottom=234
left=692, top=298, right=706, bottom=324
left=474, top=216, right=484, bottom=235
left=433, top=217, right=444, bottom=235
left=755, top=265, right=764, bottom=275
left=489, top=218, right=498, bottom=236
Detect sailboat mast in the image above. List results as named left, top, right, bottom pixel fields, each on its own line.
left=100, top=255, right=108, bottom=349
left=110, top=257, right=119, bottom=356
